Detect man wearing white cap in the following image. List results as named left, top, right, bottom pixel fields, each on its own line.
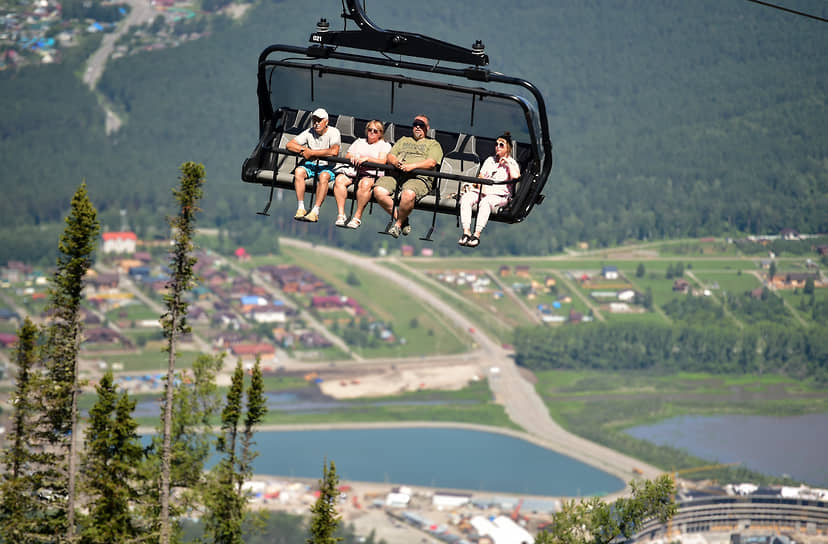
left=286, top=107, right=341, bottom=222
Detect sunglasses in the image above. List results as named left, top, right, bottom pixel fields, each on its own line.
left=367, top=127, right=382, bottom=134
left=412, top=120, right=427, bottom=129
left=496, top=141, right=507, bottom=148
left=312, top=117, right=325, bottom=123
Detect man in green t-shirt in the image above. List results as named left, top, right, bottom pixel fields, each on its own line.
left=374, top=114, right=444, bottom=238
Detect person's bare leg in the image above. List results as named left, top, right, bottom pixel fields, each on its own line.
left=395, top=189, right=416, bottom=228
left=313, top=172, right=331, bottom=209
left=293, top=168, right=308, bottom=202
left=333, top=174, right=351, bottom=216
left=373, top=186, right=394, bottom=218
left=353, top=177, right=374, bottom=220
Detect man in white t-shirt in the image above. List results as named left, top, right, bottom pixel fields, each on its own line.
left=332, top=119, right=392, bottom=229
left=286, top=108, right=341, bottom=222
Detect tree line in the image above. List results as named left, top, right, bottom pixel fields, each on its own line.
left=514, top=320, right=828, bottom=383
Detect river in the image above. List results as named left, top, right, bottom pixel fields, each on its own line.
left=626, top=413, right=828, bottom=486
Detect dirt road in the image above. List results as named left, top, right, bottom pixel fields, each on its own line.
left=279, top=238, right=662, bottom=487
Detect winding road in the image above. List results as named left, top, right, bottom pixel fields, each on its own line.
left=279, top=238, right=662, bottom=490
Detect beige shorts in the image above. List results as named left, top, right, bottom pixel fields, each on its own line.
left=376, top=174, right=431, bottom=200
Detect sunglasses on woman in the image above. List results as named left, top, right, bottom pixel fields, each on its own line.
left=367, top=127, right=382, bottom=134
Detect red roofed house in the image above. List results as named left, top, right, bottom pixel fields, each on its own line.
left=0, top=333, right=18, bottom=348
left=312, top=295, right=345, bottom=310
left=102, top=231, right=137, bottom=254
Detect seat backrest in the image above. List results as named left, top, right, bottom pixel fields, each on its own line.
left=383, top=122, right=395, bottom=144
left=335, top=114, right=356, bottom=141
left=274, top=109, right=311, bottom=177
left=437, top=134, right=480, bottom=200
left=335, top=114, right=356, bottom=157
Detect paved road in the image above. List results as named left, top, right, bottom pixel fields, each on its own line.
left=83, top=0, right=157, bottom=132
left=279, top=238, right=662, bottom=488
left=84, top=0, right=156, bottom=89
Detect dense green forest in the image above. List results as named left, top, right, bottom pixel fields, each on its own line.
left=1, top=0, right=826, bottom=263
left=514, top=321, right=828, bottom=383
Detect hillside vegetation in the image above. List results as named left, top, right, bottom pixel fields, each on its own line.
left=1, top=0, right=826, bottom=263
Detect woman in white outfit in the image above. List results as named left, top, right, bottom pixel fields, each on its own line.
left=458, top=131, right=521, bottom=248
left=333, top=120, right=392, bottom=229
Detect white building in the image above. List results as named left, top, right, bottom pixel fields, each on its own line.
left=432, top=491, right=471, bottom=509
left=470, top=515, right=534, bottom=544
left=102, top=231, right=137, bottom=254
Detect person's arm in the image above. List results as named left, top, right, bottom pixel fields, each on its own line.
left=346, top=139, right=363, bottom=162
left=286, top=133, right=307, bottom=157
left=386, top=141, right=402, bottom=168
left=504, top=157, right=521, bottom=179
left=478, top=156, right=494, bottom=179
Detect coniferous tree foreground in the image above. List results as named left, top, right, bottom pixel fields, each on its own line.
left=0, top=318, right=41, bottom=542
left=308, top=459, right=343, bottom=544
left=79, top=372, right=146, bottom=543
left=159, top=162, right=207, bottom=544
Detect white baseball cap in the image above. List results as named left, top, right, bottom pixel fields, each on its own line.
left=311, top=108, right=328, bottom=120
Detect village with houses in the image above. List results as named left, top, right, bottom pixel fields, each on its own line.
left=1, top=0, right=216, bottom=70
left=0, top=230, right=825, bottom=389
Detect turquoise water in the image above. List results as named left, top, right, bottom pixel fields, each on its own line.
left=248, top=427, right=624, bottom=496
left=626, top=413, right=828, bottom=486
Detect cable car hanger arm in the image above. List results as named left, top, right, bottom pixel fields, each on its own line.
left=309, top=0, right=489, bottom=67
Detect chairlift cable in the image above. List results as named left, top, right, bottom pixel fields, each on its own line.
left=742, top=0, right=828, bottom=23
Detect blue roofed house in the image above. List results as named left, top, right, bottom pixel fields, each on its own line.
left=602, top=265, right=619, bottom=280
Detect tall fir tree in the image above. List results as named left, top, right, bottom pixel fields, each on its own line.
left=203, top=359, right=268, bottom=544
left=79, top=372, right=145, bottom=544
left=158, top=162, right=206, bottom=544
left=0, top=317, right=41, bottom=542
left=307, top=460, right=343, bottom=544
left=37, top=182, right=100, bottom=541
left=240, top=359, right=267, bottom=493
left=142, top=353, right=223, bottom=543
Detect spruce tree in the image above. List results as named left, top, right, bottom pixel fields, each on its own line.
left=142, top=353, right=223, bottom=542
left=158, top=162, right=206, bottom=544
left=307, top=460, right=343, bottom=544
left=240, top=359, right=267, bottom=492
left=39, top=182, right=100, bottom=541
left=79, top=372, right=145, bottom=543
left=0, top=317, right=41, bottom=542
left=203, top=359, right=268, bottom=544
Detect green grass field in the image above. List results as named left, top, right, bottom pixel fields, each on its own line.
left=266, top=247, right=470, bottom=358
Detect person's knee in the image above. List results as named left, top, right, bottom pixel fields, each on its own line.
left=400, top=189, right=417, bottom=204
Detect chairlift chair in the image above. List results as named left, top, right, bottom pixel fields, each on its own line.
left=241, top=0, right=553, bottom=239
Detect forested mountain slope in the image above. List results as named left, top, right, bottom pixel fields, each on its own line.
left=1, top=0, right=825, bottom=262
